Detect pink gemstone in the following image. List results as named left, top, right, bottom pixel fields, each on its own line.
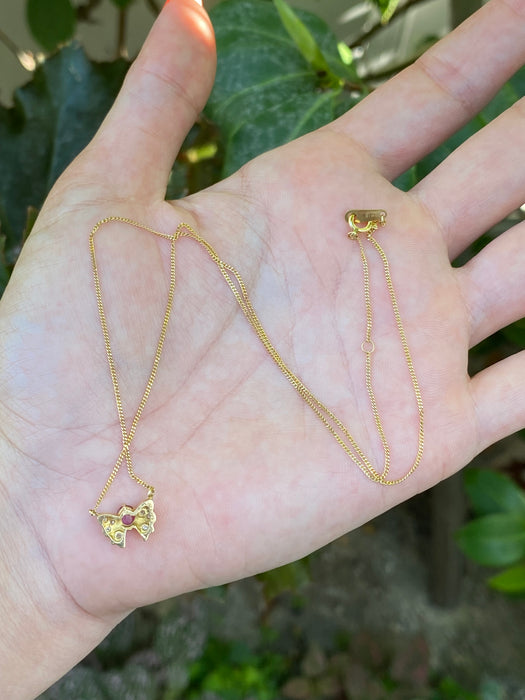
left=122, top=514, right=135, bottom=526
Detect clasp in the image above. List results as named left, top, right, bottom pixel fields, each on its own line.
left=346, top=210, right=387, bottom=239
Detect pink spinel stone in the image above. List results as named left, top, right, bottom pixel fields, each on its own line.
left=122, top=514, right=135, bottom=526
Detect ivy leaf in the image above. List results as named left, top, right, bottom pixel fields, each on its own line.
left=489, top=564, right=525, bottom=594
left=455, top=513, right=525, bottom=567
left=464, top=468, right=525, bottom=517
left=206, top=0, right=362, bottom=177
left=0, top=44, right=128, bottom=268
left=26, top=0, right=76, bottom=52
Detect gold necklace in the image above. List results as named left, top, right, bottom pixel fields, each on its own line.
left=88, top=211, right=424, bottom=547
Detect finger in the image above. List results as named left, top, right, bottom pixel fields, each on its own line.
left=457, top=220, right=525, bottom=347
left=87, top=0, right=216, bottom=200
left=470, top=350, right=525, bottom=452
left=329, top=0, right=525, bottom=180
left=412, top=97, right=525, bottom=259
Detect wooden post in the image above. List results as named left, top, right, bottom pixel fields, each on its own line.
left=430, top=473, right=467, bottom=607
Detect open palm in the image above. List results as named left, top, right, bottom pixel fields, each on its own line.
left=1, top=0, right=524, bottom=694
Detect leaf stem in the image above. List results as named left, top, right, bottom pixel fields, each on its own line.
left=343, top=79, right=366, bottom=92
left=117, top=8, right=128, bottom=59
left=77, top=0, right=104, bottom=22
left=0, top=27, right=35, bottom=72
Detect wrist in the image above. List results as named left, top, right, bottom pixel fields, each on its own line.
left=0, top=438, right=120, bottom=699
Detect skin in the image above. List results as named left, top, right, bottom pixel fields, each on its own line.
left=0, top=0, right=524, bottom=696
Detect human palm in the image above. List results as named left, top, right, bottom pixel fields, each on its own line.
left=1, top=0, right=524, bottom=681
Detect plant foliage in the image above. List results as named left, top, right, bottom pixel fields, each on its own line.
left=0, top=45, right=128, bottom=280
left=457, top=468, right=525, bottom=594
left=205, top=0, right=362, bottom=177
left=26, top=0, right=76, bottom=52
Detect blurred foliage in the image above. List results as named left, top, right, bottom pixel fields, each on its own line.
left=257, top=558, right=311, bottom=603
left=0, top=46, right=128, bottom=271
left=24, top=0, right=146, bottom=53
left=40, top=585, right=496, bottom=699
left=375, top=0, right=401, bottom=23
left=457, top=469, right=525, bottom=594
left=26, top=0, right=77, bottom=51
left=279, top=633, right=488, bottom=700
left=186, top=638, right=287, bottom=699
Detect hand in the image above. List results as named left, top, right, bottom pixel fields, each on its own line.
left=1, top=0, right=524, bottom=695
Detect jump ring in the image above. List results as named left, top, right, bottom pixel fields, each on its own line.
left=361, top=340, right=375, bottom=353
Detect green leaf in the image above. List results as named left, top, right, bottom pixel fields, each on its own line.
left=464, top=468, right=525, bottom=516
left=337, top=41, right=353, bottom=67
left=188, top=639, right=285, bottom=699
left=379, top=0, right=400, bottom=23
left=206, top=0, right=361, bottom=177
left=273, top=0, right=339, bottom=86
left=480, top=68, right=523, bottom=123
left=455, top=513, right=525, bottom=567
left=488, top=563, right=525, bottom=593
left=0, top=45, right=128, bottom=271
left=501, top=317, right=525, bottom=347
left=26, top=0, right=76, bottom=52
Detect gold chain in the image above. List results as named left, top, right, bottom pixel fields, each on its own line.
left=89, top=211, right=424, bottom=540
left=348, top=211, right=424, bottom=483
left=89, top=217, right=177, bottom=515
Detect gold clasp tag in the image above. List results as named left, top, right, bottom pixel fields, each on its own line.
left=346, top=210, right=387, bottom=238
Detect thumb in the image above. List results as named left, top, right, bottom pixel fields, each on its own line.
left=88, top=0, right=216, bottom=200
